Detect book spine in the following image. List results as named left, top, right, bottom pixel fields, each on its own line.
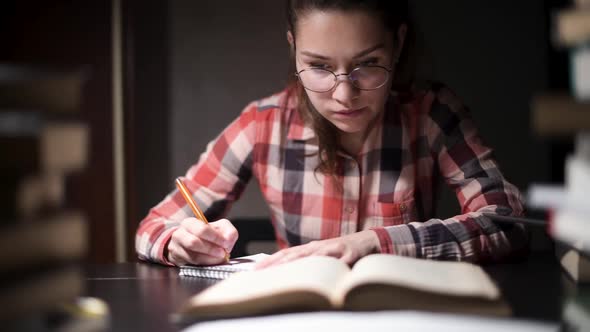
left=570, top=44, right=590, bottom=101
left=555, top=9, right=590, bottom=46
left=551, top=134, right=590, bottom=252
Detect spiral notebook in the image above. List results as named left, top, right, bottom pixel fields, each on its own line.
left=179, top=253, right=270, bottom=280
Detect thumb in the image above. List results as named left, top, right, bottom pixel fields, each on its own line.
left=210, top=218, right=239, bottom=252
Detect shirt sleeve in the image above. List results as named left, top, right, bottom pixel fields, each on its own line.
left=373, top=86, right=528, bottom=263
left=135, top=102, right=258, bottom=265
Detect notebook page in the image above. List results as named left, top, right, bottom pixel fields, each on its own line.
left=179, top=253, right=269, bottom=279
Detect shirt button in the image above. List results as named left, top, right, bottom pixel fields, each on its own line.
left=399, top=203, right=407, bottom=212
left=345, top=206, right=355, bottom=214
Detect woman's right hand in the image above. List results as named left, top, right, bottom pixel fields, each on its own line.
left=166, top=218, right=238, bottom=266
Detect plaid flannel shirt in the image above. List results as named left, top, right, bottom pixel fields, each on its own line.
left=136, top=84, right=527, bottom=265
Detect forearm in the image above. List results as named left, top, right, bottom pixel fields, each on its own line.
left=372, top=211, right=528, bottom=262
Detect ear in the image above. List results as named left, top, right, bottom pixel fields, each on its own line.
left=286, top=30, right=295, bottom=52
left=394, top=24, right=407, bottom=62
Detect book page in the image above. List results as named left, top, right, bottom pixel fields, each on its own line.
left=187, top=256, right=350, bottom=306
left=335, top=254, right=500, bottom=303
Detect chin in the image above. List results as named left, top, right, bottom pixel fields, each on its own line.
left=333, top=123, right=365, bottom=134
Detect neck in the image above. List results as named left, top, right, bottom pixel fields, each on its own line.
left=339, top=109, right=384, bottom=157
left=339, top=130, right=368, bottom=157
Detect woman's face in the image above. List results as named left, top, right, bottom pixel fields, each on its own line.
left=293, top=10, right=400, bottom=138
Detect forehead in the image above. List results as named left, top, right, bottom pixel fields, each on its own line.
left=295, top=10, right=393, bottom=56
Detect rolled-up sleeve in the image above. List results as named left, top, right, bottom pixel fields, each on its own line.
left=373, top=86, right=527, bottom=263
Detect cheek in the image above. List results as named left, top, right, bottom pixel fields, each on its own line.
left=304, top=92, right=328, bottom=113
left=304, top=86, right=391, bottom=114
left=364, top=88, right=390, bottom=109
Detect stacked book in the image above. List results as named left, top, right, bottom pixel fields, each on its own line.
left=530, top=0, right=590, bottom=284
left=0, top=64, right=90, bottom=326
left=555, top=0, right=590, bottom=101
left=562, top=282, right=590, bottom=330
left=531, top=4, right=590, bottom=329
left=528, top=135, right=590, bottom=285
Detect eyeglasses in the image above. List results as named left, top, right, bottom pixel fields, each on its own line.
left=295, top=65, right=392, bottom=93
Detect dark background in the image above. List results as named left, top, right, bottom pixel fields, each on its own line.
left=0, top=0, right=571, bottom=262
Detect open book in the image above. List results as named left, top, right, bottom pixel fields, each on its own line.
left=179, top=253, right=270, bottom=279
left=174, top=254, right=510, bottom=321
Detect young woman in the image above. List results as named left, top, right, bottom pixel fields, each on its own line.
left=136, top=0, right=527, bottom=268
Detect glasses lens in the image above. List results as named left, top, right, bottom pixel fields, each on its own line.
left=350, top=66, right=389, bottom=90
left=297, top=68, right=336, bottom=92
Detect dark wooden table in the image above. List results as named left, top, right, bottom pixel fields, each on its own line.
left=84, top=251, right=567, bottom=332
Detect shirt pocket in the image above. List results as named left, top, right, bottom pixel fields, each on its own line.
left=371, top=199, right=417, bottom=226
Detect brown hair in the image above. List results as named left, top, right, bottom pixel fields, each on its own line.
left=285, top=0, right=415, bottom=176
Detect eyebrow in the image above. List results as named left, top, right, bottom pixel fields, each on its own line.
left=300, top=43, right=385, bottom=60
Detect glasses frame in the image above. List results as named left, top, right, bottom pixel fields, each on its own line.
left=295, top=65, right=392, bottom=93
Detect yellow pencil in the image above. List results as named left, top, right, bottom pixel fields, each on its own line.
left=175, top=177, right=230, bottom=261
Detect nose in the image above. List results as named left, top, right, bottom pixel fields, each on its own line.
left=331, top=73, right=359, bottom=106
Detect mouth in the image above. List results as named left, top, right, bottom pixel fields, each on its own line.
left=332, top=107, right=366, bottom=118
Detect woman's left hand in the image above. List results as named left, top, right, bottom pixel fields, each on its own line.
left=256, top=230, right=381, bottom=269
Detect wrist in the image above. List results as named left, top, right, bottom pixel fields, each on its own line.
left=163, top=240, right=173, bottom=264
left=369, top=227, right=394, bottom=254
left=352, top=230, right=382, bottom=256
left=366, top=230, right=382, bottom=254
left=161, top=229, right=177, bottom=266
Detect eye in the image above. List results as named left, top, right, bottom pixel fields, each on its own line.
left=309, top=62, right=330, bottom=69
left=358, top=58, right=379, bottom=67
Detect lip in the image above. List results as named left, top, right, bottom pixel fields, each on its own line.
left=332, top=107, right=366, bottom=118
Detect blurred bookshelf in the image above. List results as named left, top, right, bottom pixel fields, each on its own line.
left=532, top=94, right=590, bottom=136
left=0, top=0, right=120, bottom=264
left=529, top=1, right=590, bottom=329
left=0, top=64, right=90, bottom=327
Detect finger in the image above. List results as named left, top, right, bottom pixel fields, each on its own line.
left=255, top=246, right=310, bottom=269
left=339, top=252, right=356, bottom=266
left=320, top=242, right=348, bottom=258
left=255, top=250, right=288, bottom=270
left=166, top=239, right=188, bottom=266
left=169, top=240, right=225, bottom=266
left=175, top=226, right=227, bottom=259
left=272, top=249, right=310, bottom=266
left=181, top=217, right=226, bottom=248
left=184, top=247, right=228, bottom=265
left=210, top=219, right=239, bottom=251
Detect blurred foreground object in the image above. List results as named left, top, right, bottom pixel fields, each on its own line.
left=0, top=64, right=100, bottom=330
